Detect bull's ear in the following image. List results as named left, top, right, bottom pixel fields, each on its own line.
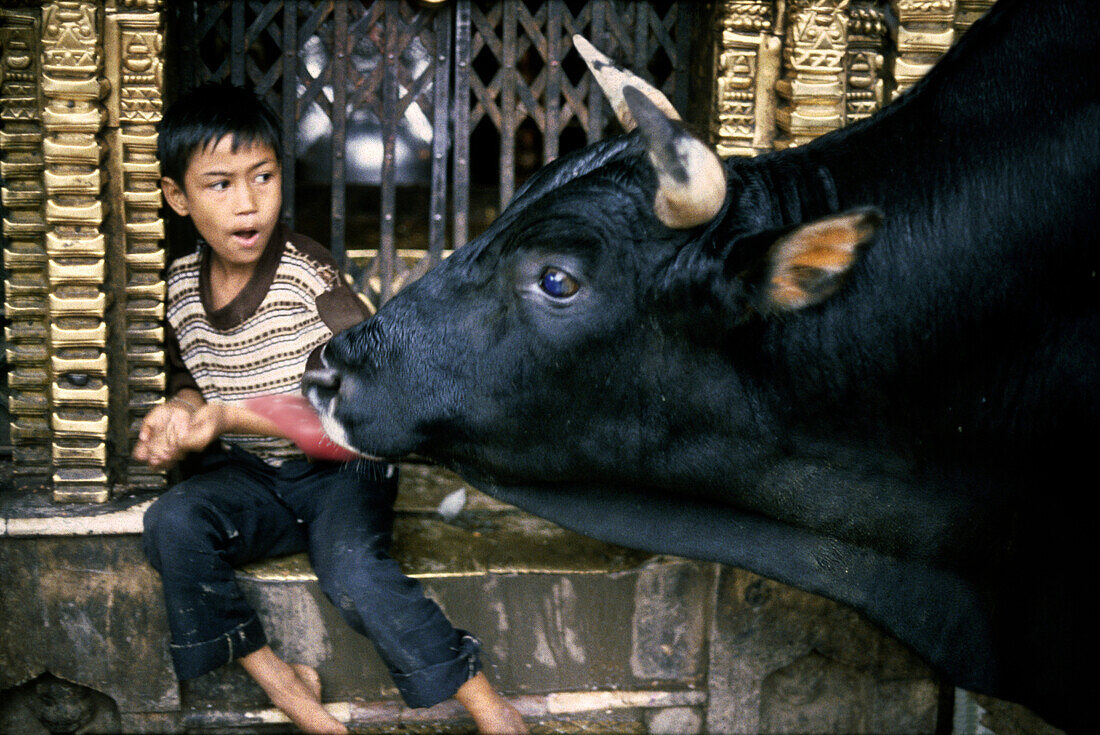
left=573, top=35, right=680, bottom=131
left=748, top=208, right=881, bottom=312
left=623, top=86, right=727, bottom=229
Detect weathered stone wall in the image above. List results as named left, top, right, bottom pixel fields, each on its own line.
left=1, top=466, right=952, bottom=733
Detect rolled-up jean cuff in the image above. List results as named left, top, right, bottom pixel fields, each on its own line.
left=391, top=632, right=483, bottom=709
left=170, top=614, right=267, bottom=681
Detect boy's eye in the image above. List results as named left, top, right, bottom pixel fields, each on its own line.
left=256, top=172, right=274, bottom=183
left=209, top=180, right=229, bottom=191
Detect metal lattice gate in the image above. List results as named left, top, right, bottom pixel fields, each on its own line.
left=165, top=0, right=700, bottom=311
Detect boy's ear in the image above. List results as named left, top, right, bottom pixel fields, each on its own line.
left=160, top=176, right=190, bottom=217
left=742, top=208, right=882, bottom=313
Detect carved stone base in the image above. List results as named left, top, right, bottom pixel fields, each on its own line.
left=0, top=673, right=121, bottom=735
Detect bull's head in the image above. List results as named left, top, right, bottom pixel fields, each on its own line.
left=303, top=36, right=878, bottom=496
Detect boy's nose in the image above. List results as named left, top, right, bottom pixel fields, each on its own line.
left=234, top=185, right=258, bottom=213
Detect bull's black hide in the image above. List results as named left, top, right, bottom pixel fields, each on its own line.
left=306, top=0, right=1098, bottom=730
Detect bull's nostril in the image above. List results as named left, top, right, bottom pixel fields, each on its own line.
left=302, top=367, right=340, bottom=396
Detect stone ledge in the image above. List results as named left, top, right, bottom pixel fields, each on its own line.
left=181, top=689, right=708, bottom=732
left=0, top=480, right=157, bottom=537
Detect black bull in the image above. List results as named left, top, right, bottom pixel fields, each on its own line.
left=305, top=0, right=1098, bottom=730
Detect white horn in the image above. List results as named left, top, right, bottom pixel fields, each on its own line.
left=573, top=34, right=681, bottom=131
left=623, top=85, right=726, bottom=229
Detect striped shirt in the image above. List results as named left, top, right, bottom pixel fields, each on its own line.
left=165, top=224, right=370, bottom=465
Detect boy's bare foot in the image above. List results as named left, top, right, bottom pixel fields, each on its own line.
left=291, top=663, right=324, bottom=702
left=240, top=647, right=347, bottom=734
left=473, top=703, right=527, bottom=735
left=455, top=672, right=528, bottom=734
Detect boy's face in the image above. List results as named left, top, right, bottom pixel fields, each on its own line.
left=162, top=136, right=281, bottom=272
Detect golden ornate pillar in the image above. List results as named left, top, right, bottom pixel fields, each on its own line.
left=890, top=0, right=957, bottom=100
left=845, top=2, right=887, bottom=125
left=775, top=0, right=849, bottom=148
left=1, top=0, right=165, bottom=502
left=2, top=5, right=51, bottom=491
left=104, top=1, right=166, bottom=494
left=42, top=0, right=111, bottom=502
left=710, top=1, right=782, bottom=158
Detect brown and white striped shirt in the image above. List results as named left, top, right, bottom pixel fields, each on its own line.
left=165, top=224, right=370, bottom=465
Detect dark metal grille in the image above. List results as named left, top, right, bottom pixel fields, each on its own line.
left=166, top=0, right=699, bottom=311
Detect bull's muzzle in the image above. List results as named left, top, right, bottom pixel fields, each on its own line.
left=301, top=367, right=340, bottom=403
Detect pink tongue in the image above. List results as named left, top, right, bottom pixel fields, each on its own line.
left=243, top=394, right=360, bottom=462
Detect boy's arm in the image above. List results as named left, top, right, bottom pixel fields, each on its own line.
left=188, top=396, right=358, bottom=462
left=171, top=400, right=293, bottom=457
left=132, top=393, right=308, bottom=468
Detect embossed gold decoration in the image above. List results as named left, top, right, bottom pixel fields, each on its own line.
left=890, top=0, right=957, bottom=99
left=711, top=1, right=780, bottom=157
left=846, top=2, right=887, bottom=124
left=2, top=6, right=50, bottom=490
left=106, top=8, right=166, bottom=491
left=775, top=0, right=849, bottom=148
left=2, top=0, right=164, bottom=502
left=41, top=0, right=110, bottom=502
left=711, top=0, right=989, bottom=153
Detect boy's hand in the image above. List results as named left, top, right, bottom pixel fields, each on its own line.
left=133, top=399, right=199, bottom=468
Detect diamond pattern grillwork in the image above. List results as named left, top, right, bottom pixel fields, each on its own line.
left=462, top=0, right=691, bottom=212
left=165, top=0, right=696, bottom=306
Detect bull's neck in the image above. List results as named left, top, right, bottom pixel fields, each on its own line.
left=748, top=148, right=840, bottom=229
left=810, top=0, right=1092, bottom=207
left=728, top=1, right=1092, bottom=446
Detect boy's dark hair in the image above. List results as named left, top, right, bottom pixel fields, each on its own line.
left=157, top=82, right=282, bottom=185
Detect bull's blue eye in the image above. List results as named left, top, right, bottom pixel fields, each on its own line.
left=539, top=267, right=579, bottom=298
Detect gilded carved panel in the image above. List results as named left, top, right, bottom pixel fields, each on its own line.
left=711, top=1, right=780, bottom=158
left=891, top=0, right=957, bottom=99
left=710, top=0, right=994, bottom=155
left=2, top=7, right=50, bottom=489
left=106, top=9, right=166, bottom=492
left=41, top=0, right=110, bottom=502
left=846, top=3, right=887, bottom=124
left=1, top=0, right=165, bottom=501
left=776, top=0, right=850, bottom=148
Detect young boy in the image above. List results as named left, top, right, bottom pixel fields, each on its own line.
left=135, top=82, right=526, bottom=735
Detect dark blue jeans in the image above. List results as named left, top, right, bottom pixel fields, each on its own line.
left=142, top=446, right=480, bottom=708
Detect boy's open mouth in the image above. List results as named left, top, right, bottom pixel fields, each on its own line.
left=234, top=229, right=260, bottom=245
